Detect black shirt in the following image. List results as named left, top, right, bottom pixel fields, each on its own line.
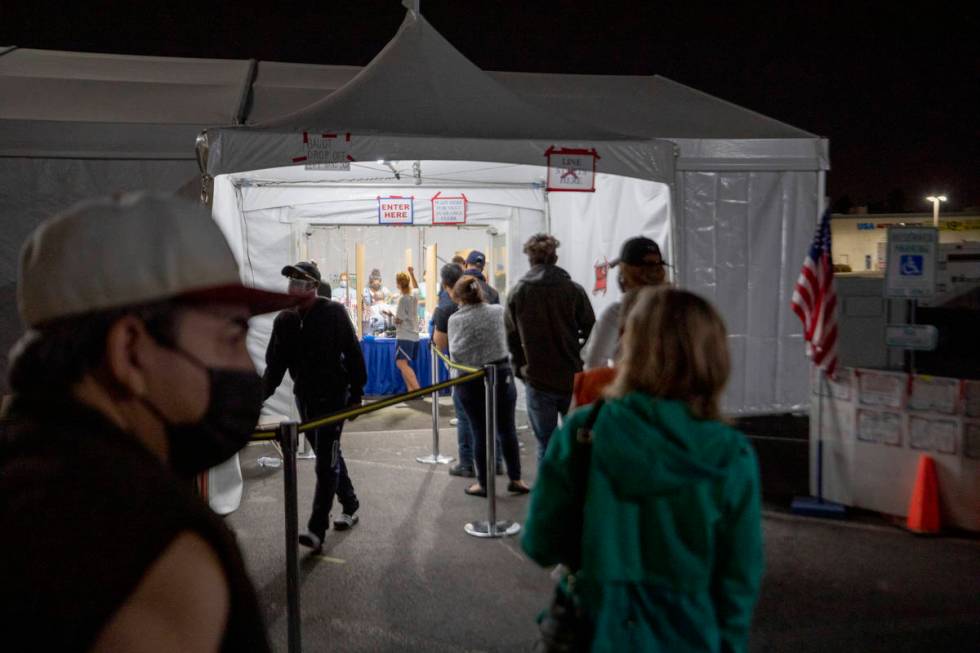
left=263, top=297, right=368, bottom=402
left=432, top=291, right=459, bottom=335
left=0, top=396, right=270, bottom=653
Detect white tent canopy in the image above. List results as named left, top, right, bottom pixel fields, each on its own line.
left=0, top=10, right=828, bottom=414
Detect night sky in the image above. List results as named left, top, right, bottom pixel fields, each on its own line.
left=3, top=1, right=976, bottom=212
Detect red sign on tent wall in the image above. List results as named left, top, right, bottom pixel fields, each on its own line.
left=293, top=131, right=354, bottom=170
left=546, top=146, right=599, bottom=192
left=431, top=192, right=468, bottom=225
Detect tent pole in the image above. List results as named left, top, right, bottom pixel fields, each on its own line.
left=544, top=190, right=552, bottom=234
left=356, top=243, right=366, bottom=338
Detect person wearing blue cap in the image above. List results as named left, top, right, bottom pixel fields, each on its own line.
left=463, top=250, right=500, bottom=305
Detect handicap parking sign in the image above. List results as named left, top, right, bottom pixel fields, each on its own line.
left=900, top=255, right=923, bottom=276
left=885, top=227, right=937, bottom=298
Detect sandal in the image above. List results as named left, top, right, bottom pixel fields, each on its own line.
left=507, top=480, right=531, bottom=495
left=464, top=483, right=487, bottom=497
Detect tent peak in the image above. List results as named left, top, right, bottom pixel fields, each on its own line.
left=259, top=10, right=631, bottom=141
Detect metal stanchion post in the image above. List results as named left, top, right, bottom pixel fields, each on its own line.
left=465, top=364, right=520, bottom=538
left=279, top=422, right=302, bottom=653
left=417, top=346, right=454, bottom=465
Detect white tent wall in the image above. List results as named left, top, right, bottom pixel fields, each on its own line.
left=0, top=157, right=199, bottom=392
left=548, top=173, right=673, bottom=320
left=678, top=169, right=819, bottom=415
left=210, top=164, right=672, bottom=418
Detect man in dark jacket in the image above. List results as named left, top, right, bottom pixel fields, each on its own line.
left=263, top=261, right=367, bottom=552
left=506, top=234, right=595, bottom=464
left=462, top=250, right=500, bottom=304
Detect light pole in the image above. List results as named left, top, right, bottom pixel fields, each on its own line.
left=925, top=195, right=947, bottom=228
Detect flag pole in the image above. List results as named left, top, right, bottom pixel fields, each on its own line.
left=792, top=367, right=846, bottom=518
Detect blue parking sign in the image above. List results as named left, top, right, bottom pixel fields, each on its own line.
left=899, top=255, right=923, bottom=276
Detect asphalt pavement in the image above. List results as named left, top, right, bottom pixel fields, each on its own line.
left=228, top=399, right=980, bottom=652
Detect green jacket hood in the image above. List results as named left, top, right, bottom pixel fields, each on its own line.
left=593, top=394, right=742, bottom=499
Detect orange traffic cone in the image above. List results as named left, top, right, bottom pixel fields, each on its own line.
left=906, top=454, right=941, bottom=535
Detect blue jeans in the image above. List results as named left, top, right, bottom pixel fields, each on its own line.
left=526, top=385, right=572, bottom=464
left=456, top=366, right=521, bottom=487
left=454, top=386, right=504, bottom=470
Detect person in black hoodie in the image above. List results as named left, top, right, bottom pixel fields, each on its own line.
left=505, top=234, right=595, bottom=464
left=263, top=261, right=367, bottom=552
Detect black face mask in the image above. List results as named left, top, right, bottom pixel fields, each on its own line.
left=142, top=348, right=263, bottom=477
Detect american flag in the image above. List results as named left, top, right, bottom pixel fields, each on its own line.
left=791, top=208, right=838, bottom=377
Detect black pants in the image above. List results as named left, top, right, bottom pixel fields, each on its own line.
left=455, top=365, right=522, bottom=488
left=297, top=394, right=359, bottom=538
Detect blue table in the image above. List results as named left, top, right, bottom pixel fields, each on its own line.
left=360, top=335, right=450, bottom=396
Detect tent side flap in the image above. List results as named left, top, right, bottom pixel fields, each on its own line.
left=0, top=120, right=203, bottom=159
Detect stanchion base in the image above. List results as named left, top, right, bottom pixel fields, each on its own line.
left=416, top=454, right=455, bottom=465
left=791, top=496, right=847, bottom=518
left=464, top=520, right=521, bottom=538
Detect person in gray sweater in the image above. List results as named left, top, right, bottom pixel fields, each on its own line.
left=447, top=277, right=530, bottom=497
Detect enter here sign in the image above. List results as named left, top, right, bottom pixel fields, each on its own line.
left=378, top=196, right=414, bottom=225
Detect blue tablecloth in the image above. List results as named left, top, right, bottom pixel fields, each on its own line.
left=360, top=336, right=450, bottom=396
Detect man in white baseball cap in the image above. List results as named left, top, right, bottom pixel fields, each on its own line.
left=0, top=192, right=299, bottom=652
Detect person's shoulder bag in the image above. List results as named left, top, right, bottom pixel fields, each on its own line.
left=537, top=400, right=603, bottom=652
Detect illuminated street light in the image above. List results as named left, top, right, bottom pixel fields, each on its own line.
left=925, top=195, right=947, bottom=227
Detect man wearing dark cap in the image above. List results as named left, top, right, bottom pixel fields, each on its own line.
left=0, top=192, right=298, bottom=651
left=582, top=236, right=668, bottom=369
left=463, top=250, right=500, bottom=304
left=505, top=233, right=595, bottom=464
left=263, top=260, right=367, bottom=552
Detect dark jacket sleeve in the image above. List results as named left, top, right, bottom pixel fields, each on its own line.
left=338, top=310, right=367, bottom=398
left=262, top=316, right=288, bottom=400
left=574, top=284, right=597, bottom=347
left=504, top=287, right=526, bottom=377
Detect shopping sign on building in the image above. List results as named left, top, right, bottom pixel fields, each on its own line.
left=884, top=227, right=937, bottom=298
left=431, top=192, right=467, bottom=225
left=378, top=196, right=414, bottom=225
left=293, top=131, right=354, bottom=170
left=545, top=146, right=599, bottom=192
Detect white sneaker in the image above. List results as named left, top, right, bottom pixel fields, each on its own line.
left=333, top=513, right=360, bottom=531
left=450, top=418, right=459, bottom=426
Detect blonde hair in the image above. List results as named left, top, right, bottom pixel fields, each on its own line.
left=607, top=287, right=730, bottom=421
left=395, top=272, right=410, bottom=293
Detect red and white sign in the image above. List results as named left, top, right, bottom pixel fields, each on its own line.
left=431, top=192, right=467, bottom=225
left=378, top=196, right=414, bottom=225
left=546, top=146, right=599, bottom=192
left=593, top=257, right=609, bottom=295
left=293, top=131, right=354, bottom=170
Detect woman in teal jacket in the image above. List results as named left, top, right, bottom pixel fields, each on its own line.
left=523, top=287, right=764, bottom=652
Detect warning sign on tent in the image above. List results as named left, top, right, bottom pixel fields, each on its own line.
left=378, top=196, right=414, bottom=225
left=294, top=131, right=354, bottom=170
left=431, top=192, right=467, bottom=225
left=546, top=146, right=598, bottom=192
